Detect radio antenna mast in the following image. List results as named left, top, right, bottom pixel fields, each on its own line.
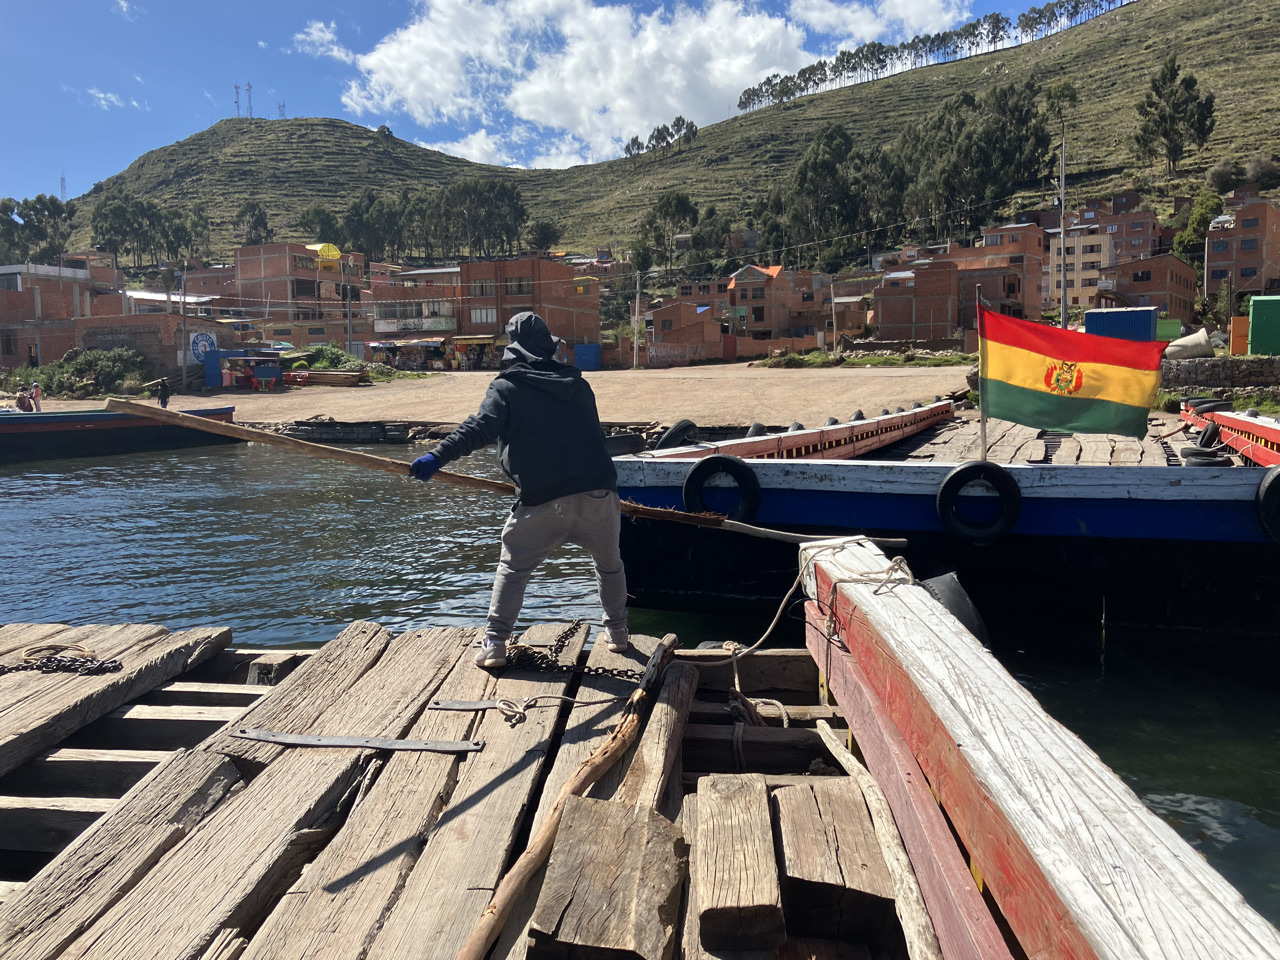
left=245, top=82, right=253, bottom=118
left=234, top=84, right=241, bottom=117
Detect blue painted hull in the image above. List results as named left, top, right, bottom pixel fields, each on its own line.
left=0, top=407, right=241, bottom=465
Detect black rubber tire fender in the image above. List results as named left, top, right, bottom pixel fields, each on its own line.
left=655, top=418, right=699, bottom=449
left=682, top=454, right=761, bottom=523
left=788, top=422, right=805, bottom=432
left=849, top=410, right=864, bottom=422
left=1180, top=445, right=1227, bottom=459
left=1191, top=400, right=1233, bottom=414
left=936, top=460, right=1022, bottom=544
left=1196, top=423, right=1221, bottom=448
left=745, top=422, right=767, bottom=438
left=824, top=416, right=840, bottom=426
left=1186, top=456, right=1234, bottom=467
left=1255, top=466, right=1280, bottom=544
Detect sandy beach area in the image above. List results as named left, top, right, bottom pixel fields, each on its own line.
left=42, top=365, right=971, bottom=427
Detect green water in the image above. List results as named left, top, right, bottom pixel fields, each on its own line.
left=1, top=442, right=1276, bottom=926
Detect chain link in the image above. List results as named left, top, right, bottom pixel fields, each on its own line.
left=0, top=654, right=124, bottom=679
left=508, top=620, right=641, bottom=682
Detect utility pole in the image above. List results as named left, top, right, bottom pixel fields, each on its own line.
left=180, top=261, right=189, bottom=388
left=1059, top=115, right=1068, bottom=329
left=234, top=84, right=240, bottom=118
left=245, top=82, right=253, bottom=119
left=633, top=268, right=642, bottom=369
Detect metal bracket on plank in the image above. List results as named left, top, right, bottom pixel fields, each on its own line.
left=429, top=699, right=505, bottom=711
left=231, top=727, right=485, bottom=752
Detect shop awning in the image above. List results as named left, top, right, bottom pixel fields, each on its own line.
left=367, top=338, right=446, bottom=348
left=452, top=335, right=502, bottom=344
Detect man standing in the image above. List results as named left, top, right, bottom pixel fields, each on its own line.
left=156, top=378, right=172, bottom=409
left=410, top=312, right=629, bottom=668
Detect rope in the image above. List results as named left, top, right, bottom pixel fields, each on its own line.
left=732, top=721, right=746, bottom=773
left=753, top=697, right=791, bottom=728
left=494, top=694, right=625, bottom=726
left=22, top=642, right=96, bottom=662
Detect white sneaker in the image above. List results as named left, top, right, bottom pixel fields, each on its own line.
left=604, top=630, right=630, bottom=654
left=474, top=640, right=507, bottom=668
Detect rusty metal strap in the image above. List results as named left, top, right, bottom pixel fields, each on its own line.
left=231, top=727, right=485, bottom=752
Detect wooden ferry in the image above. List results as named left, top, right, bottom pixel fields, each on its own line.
left=0, top=407, right=241, bottom=465
left=2, top=536, right=1277, bottom=959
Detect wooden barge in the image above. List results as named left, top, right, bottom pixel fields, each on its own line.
left=0, top=407, right=241, bottom=465
left=2, top=539, right=1278, bottom=959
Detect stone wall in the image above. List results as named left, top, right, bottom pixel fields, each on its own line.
left=1160, top=356, right=1280, bottom=390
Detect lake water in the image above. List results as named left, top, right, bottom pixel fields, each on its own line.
left=1, top=441, right=1276, bottom=927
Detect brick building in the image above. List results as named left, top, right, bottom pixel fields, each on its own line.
left=1045, top=207, right=1164, bottom=310
left=1203, top=199, right=1280, bottom=300
left=936, top=223, right=1046, bottom=325
left=872, top=260, right=959, bottom=340
left=727, top=266, right=829, bottom=339
left=671, top=278, right=732, bottom=317
left=1098, top=252, right=1199, bottom=323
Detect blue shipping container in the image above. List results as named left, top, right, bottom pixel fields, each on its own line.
left=574, top=344, right=602, bottom=370
left=1083, top=307, right=1159, bottom=341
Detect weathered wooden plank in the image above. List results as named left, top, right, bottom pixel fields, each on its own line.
left=613, top=662, right=698, bottom=812
left=245, top=652, right=305, bottom=686
left=1140, top=438, right=1169, bottom=466
left=492, top=632, right=657, bottom=960
left=682, top=724, right=831, bottom=774
left=56, top=626, right=465, bottom=960
left=0, top=882, right=24, bottom=908
left=364, top=626, right=590, bottom=960
left=0, top=795, right=116, bottom=852
left=527, top=795, right=687, bottom=960
left=694, top=773, right=785, bottom=951
left=0, top=748, right=172, bottom=798
left=1077, top=435, right=1112, bottom=465
left=67, top=703, right=246, bottom=751
left=1110, top=437, right=1143, bottom=466
left=0, top=750, right=243, bottom=960
left=1051, top=436, right=1081, bottom=464
left=689, top=701, right=841, bottom=727
left=987, top=424, right=1039, bottom=463
left=675, top=649, right=819, bottom=703
left=198, top=620, right=396, bottom=769
left=805, top=539, right=1280, bottom=960
left=0, top=624, right=82, bottom=660
left=1013, top=438, right=1047, bottom=463
left=772, top=780, right=895, bottom=942
left=199, top=929, right=247, bottom=960
left=142, top=682, right=267, bottom=707
left=185, top=648, right=316, bottom=684
left=0, top=625, right=232, bottom=778
left=238, top=636, right=489, bottom=960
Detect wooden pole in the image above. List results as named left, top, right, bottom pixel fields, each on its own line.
left=975, top=285, right=988, bottom=463
left=454, top=633, right=680, bottom=960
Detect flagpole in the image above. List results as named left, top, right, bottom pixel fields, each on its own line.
left=976, top=283, right=988, bottom=462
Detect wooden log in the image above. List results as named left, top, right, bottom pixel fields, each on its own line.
left=614, top=662, right=698, bottom=812
left=682, top=723, right=831, bottom=774
left=694, top=773, right=785, bottom=951
left=67, top=703, right=246, bottom=751
left=142, top=682, right=267, bottom=707
left=0, top=625, right=231, bottom=778
left=0, top=795, right=116, bottom=852
left=0, top=748, right=171, bottom=798
left=53, top=628, right=470, bottom=960
left=0, top=750, right=243, bottom=960
left=237, top=642, right=494, bottom=960
left=492, top=634, right=662, bottom=960
left=772, top=780, right=895, bottom=942
left=527, top=795, right=687, bottom=959
left=450, top=634, right=680, bottom=960
left=245, top=652, right=305, bottom=686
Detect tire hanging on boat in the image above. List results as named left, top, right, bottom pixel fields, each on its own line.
left=682, top=454, right=761, bottom=523
left=655, top=418, right=698, bottom=449
left=935, top=460, right=1022, bottom=544
left=745, top=422, right=767, bottom=438
left=1254, top=466, right=1280, bottom=544
left=1196, top=423, right=1221, bottom=448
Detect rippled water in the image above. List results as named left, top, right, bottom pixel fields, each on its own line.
left=1, top=441, right=1276, bottom=926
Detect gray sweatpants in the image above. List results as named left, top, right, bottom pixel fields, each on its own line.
left=486, top=489, right=628, bottom=644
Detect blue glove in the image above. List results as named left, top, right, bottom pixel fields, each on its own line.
left=410, top=452, right=442, bottom=482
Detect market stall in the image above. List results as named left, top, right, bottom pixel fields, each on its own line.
left=367, top=338, right=451, bottom=371
left=451, top=335, right=507, bottom=371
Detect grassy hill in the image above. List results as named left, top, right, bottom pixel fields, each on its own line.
left=68, top=0, right=1280, bottom=256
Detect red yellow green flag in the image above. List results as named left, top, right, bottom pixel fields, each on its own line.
left=978, top=305, right=1165, bottom=439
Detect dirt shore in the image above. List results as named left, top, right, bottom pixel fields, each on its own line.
left=42, top=365, right=971, bottom=427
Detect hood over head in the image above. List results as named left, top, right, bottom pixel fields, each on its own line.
left=502, top=312, right=563, bottom=366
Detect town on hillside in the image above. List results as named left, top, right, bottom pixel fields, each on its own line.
left=1, top=183, right=1275, bottom=384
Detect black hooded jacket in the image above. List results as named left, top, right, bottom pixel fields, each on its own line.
left=429, top=358, right=616, bottom=506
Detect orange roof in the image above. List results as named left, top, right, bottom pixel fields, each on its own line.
left=726, top=265, right=782, bottom=290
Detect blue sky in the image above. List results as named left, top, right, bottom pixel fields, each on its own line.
left=2, top=0, right=1020, bottom=203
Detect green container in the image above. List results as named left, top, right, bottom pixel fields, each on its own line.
left=1156, top=318, right=1181, bottom=341
left=1248, top=296, right=1280, bottom=356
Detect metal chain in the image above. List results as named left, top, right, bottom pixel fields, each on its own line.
left=508, top=620, right=642, bottom=681
left=0, top=654, right=124, bottom=678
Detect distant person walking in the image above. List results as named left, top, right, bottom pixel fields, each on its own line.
left=30, top=381, right=42, bottom=412
left=156, top=378, right=172, bottom=409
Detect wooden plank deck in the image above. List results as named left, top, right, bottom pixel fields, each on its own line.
left=802, top=539, right=1280, bottom=960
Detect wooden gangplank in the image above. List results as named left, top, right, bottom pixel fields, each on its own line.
left=895, top=415, right=1182, bottom=467
left=0, top=619, right=970, bottom=960
left=802, top=538, right=1280, bottom=960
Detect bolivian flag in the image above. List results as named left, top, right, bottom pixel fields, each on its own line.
left=978, top=305, right=1165, bottom=439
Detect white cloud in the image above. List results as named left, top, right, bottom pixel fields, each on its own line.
left=880, top=0, right=971, bottom=37
left=87, top=87, right=125, bottom=110
left=113, top=0, right=140, bottom=21
left=204, top=90, right=219, bottom=108
left=422, top=129, right=513, bottom=166
left=258, top=40, right=268, bottom=49
left=787, top=0, right=881, bottom=43
left=133, top=74, right=144, bottom=84
left=294, top=20, right=356, bottom=64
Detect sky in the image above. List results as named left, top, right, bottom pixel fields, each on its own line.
left=1, top=0, right=1021, bottom=203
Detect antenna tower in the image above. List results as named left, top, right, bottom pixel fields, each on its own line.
left=234, top=84, right=241, bottom=117
left=245, top=82, right=253, bottom=118
left=277, top=101, right=286, bottom=119
left=60, top=173, right=67, bottom=203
